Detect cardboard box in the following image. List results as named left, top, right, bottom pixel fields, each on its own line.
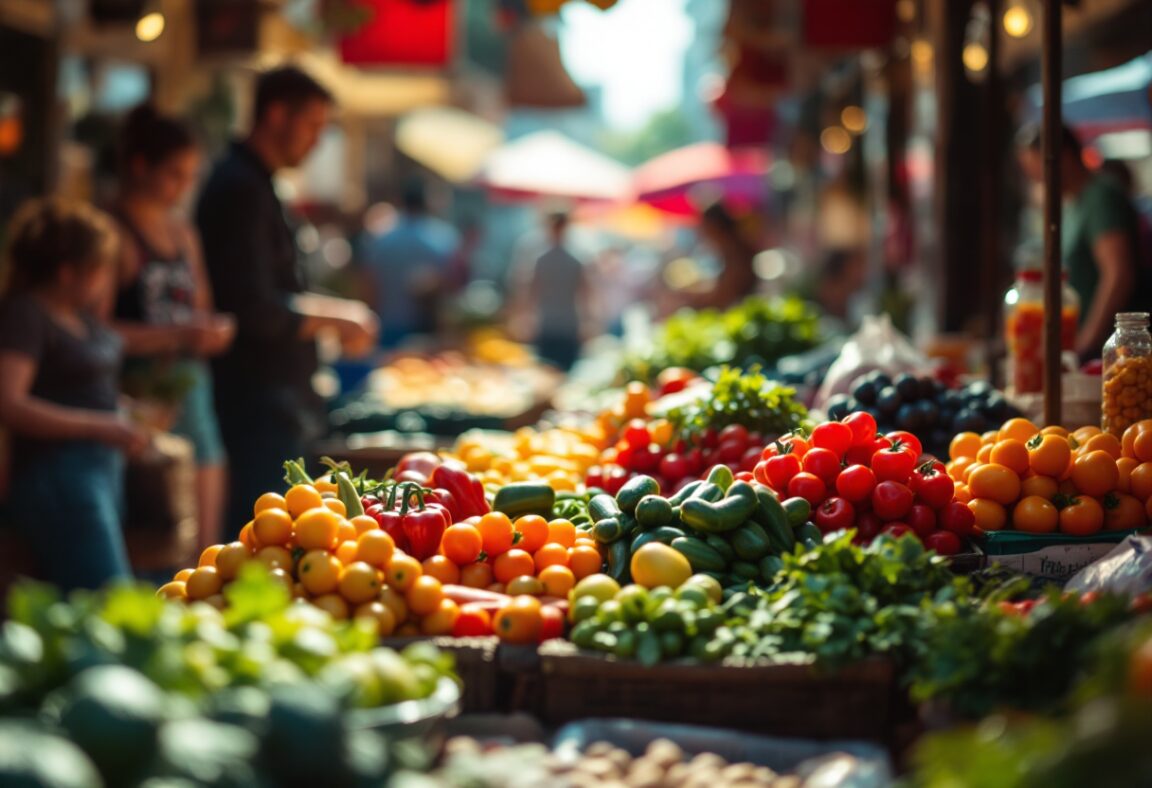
left=982, top=530, right=1135, bottom=582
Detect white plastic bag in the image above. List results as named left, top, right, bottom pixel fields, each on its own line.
left=815, top=314, right=930, bottom=409
left=1065, top=535, right=1152, bottom=596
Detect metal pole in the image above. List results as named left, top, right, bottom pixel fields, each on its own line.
left=1041, top=0, right=1063, bottom=426
left=982, top=0, right=1003, bottom=385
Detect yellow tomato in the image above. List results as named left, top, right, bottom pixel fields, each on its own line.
left=630, top=543, right=692, bottom=590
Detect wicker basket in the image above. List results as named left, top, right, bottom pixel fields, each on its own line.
left=534, top=641, right=897, bottom=742
left=382, top=636, right=500, bottom=714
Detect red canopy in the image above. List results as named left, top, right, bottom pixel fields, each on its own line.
left=633, top=143, right=770, bottom=217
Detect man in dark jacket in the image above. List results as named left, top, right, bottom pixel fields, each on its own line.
left=197, top=66, right=377, bottom=535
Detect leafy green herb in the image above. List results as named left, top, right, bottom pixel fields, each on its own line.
left=664, top=365, right=809, bottom=440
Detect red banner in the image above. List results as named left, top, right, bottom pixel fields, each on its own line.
left=339, top=0, right=454, bottom=67
left=802, top=0, right=896, bottom=49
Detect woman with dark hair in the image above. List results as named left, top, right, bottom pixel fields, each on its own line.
left=697, top=201, right=760, bottom=309
left=0, top=198, right=148, bottom=589
left=110, top=104, right=235, bottom=550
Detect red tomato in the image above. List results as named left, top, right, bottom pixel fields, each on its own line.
left=910, top=464, right=955, bottom=509
left=660, top=454, right=691, bottom=482
left=740, top=447, right=763, bottom=473
left=905, top=504, right=938, bottom=538
left=718, top=424, right=750, bottom=448
left=539, top=605, right=565, bottom=641
left=887, top=431, right=924, bottom=462
left=844, top=444, right=877, bottom=467
left=632, top=445, right=662, bottom=473
left=882, top=523, right=913, bottom=539
left=872, top=445, right=917, bottom=484
left=842, top=412, right=878, bottom=447
left=700, top=428, right=720, bottom=449
left=939, top=501, right=978, bottom=537
left=872, top=481, right=914, bottom=521
left=854, top=511, right=883, bottom=543
left=762, top=453, right=802, bottom=492
left=780, top=433, right=811, bottom=456
left=811, top=422, right=853, bottom=458
left=814, top=497, right=855, bottom=532
left=925, top=530, right=963, bottom=556
left=717, top=439, right=747, bottom=465
left=585, top=466, right=605, bottom=489
left=802, top=448, right=843, bottom=486
left=623, top=420, right=651, bottom=449
left=685, top=448, right=705, bottom=476
left=787, top=472, right=827, bottom=507
left=836, top=465, right=877, bottom=504
left=602, top=466, right=629, bottom=496
left=452, top=604, right=494, bottom=637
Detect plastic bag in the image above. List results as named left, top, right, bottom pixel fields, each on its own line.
left=814, top=314, right=930, bottom=409
left=1065, top=534, right=1152, bottom=596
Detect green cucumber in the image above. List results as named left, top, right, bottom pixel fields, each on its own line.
left=593, top=517, right=625, bottom=543
left=704, top=535, right=736, bottom=564
left=782, top=497, right=812, bottom=529
left=753, top=489, right=795, bottom=554
left=635, top=495, right=674, bottom=528
left=667, top=479, right=703, bottom=506
left=795, top=521, right=824, bottom=550
left=730, top=522, right=772, bottom=561
left=670, top=537, right=726, bottom=573
left=616, top=475, right=660, bottom=514
left=589, top=493, right=623, bottom=522
left=731, top=561, right=759, bottom=581
left=493, top=482, right=555, bottom=519
left=607, top=539, right=632, bottom=585
left=629, top=523, right=683, bottom=552
left=679, top=481, right=758, bottom=534
left=705, top=464, right=734, bottom=491
left=758, top=555, right=785, bottom=582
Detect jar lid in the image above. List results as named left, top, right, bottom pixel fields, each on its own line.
left=1017, top=269, right=1068, bottom=283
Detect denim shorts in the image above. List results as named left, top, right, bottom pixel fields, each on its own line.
left=7, top=441, right=131, bottom=590
left=172, top=360, right=226, bottom=465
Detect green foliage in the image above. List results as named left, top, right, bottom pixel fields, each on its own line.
left=664, top=365, right=808, bottom=440
left=625, top=296, right=822, bottom=383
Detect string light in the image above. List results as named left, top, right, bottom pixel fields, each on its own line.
left=135, top=12, right=165, bottom=42
left=963, top=42, right=989, bottom=73
left=820, top=127, right=852, bottom=155
left=841, top=106, right=868, bottom=135
left=1003, top=4, right=1034, bottom=38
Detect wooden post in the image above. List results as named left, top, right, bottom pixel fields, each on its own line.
left=981, top=0, right=1004, bottom=385
left=1041, top=0, right=1063, bottom=426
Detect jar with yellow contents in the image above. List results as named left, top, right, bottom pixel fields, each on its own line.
left=1102, top=312, right=1152, bottom=436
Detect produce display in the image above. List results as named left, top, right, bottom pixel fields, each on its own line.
left=623, top=296, right=823, bottom=383
left=0, top=577, right=455, bottom=787
left=947, top=418, right=1152, bottom=535
left=403, top=735, right=874, bottom=788
left=825, top=372, right=1022, bottom=459
left=753, top=414, right=972, bottom=554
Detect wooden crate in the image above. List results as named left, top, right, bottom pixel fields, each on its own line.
left=535, top=641, right=897, bottom=742
left=382, top=636, right=500, bottom=714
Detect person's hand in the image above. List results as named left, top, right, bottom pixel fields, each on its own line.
left=94, top=415, right=150, bottom=456
left=337, top=303, right=379, bottom=359
left=184, top=314, right=236, bottom=357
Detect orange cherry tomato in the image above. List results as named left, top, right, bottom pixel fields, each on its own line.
left=539, top=604, right=565, bottom=641
left=514, top=515, right=550, bottom=554
left=493, top=595, right=543, bottom=643
left=968, top=498, right=1007, bottom=532
left=406, top=575, right=445, bottom=616
left=386, top=553, right=423, bottom=592
left=441, top=524, right=483, bottom=565
left=1059, top=497, right=1104, bottom=536
left=1020, top=474, right=1059, bottom=501
left=990, top=440, right=1030, bottom=475
left=459, top=562, right=495, bottom=589
left=1027, top=434, right=1073, bottom=478
left=1130, top=463, right=1152, bottom=502
left=568, top=545, right=604, bottom=579
left=949, top=432, right=983, bottom=461
left=422, top=555, right=461, bottom=585
left=452, top=603, right=494, bottom=637
left=977, top=444, right=994, bottom=465
left=538, top=564, right=576, bottom=598
left=1116, top=458, right=1139, bottom=494
left=1000, top=418, right=1040, bottom=444
left=534, top=543, right=570, bottom=573
left=1135, top=431, right=1152, bottom=464
left=1070, top=451, right=1120, bottom=498
left=968, top=464, right=1022, bottom=506
left=420, top=598, right=460, bottom=636
left=952, top=482, right=972, bottom=504
left=493, top=549, right=535, bottom=584
left=546, top=519, right=577, bottom=549
left=477, top=512, right=516, bottom=557
left=1104, top=493, right=1146, bottom=531
left=1082, top=433, right=1123, bottom=459
left=356, top=530, right=396, bottom=569
left=1012, top=496, right=1059, bottom=534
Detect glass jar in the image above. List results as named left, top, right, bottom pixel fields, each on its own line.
left=1004, top=270, right=1080, bottom=394
left=1102, top=312, right=1152, bottom=436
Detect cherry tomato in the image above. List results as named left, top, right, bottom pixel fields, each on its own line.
left=623, top=420, right=651, bottom=449
left=968, top=463, right=1022, bottom=506
left=872, top=481, right=914, bottom=521
left=779, top=433, right=811, bottom=457
left=1104, top=493, right=1145, bottom=531
left=787, top=472, right=827, bottom=507
left=910, top=463, right=955, bottom=509
left=657, top=367, right=696, bottom=396
left=602, top=466, right=629, bottom=496
left=882, top=523, right=913, bottom=539
left=887, top=431, right=924, bottom=462
left=717, top=439, right=747, bottom=465
left=734, top=470, right=755, bottom=483
left=740, top=446, right=763, bottom=473
left=615, top=445, right=636, bottom=470
left=939, top=501, right=978, bottom=537
left=685, top=448, right=705, bottom=476
left=1012, top=496, right=1058, bottom=534
left=854, top=511, right=883, bottom=543
left=718, top=423, right=750, bottom=449
left=835, top=465, right=877, bottom=504
left=1070, top=451, right=1120, bottom=498
left=872, top=445, right=917, bottom=484
left=585, top=466, right=605, bottom=490
left=924, top=530, right=962, bottom=556
left=762, top=452, right=802, bottom=492
left=452, top=604, right=494, bottom=637
left=842, top=412, right=878, bottom=447
left=814, top=497, right=855, bottom=533
left=811, top=422, right=853, bottom=458
left=539, top=605, right=565, bottom=642
left=493, top=595, right=543, bottom=643
left=700, top=428, right=720, bottom=449
left=1059, top=497, right=1104, bottom=536
left=802, top=447, right=843, bottom=486
left=660, top=453, right=691, bottom=482
left=905, top=504, right=938, bottom=538
left=632, top=445, right=663, bottom=473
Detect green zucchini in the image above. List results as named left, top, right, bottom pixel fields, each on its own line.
left=730, top=522, right=772, bottom=561
left=635, top=495, right=674, bottom=528
left=670, top=537, right=727, bottom=573
left=753, top=488, right=796, bottom=554
left=593, top=517, right=625, bottom=543
left=589, top=493, right=623, bottom=522
left=616, top=474, right=660, bottom=514
left=493, top=482, right=555, bottom=519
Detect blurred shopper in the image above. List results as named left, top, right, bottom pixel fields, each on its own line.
left=0, top=199, right=147, bottom=589
left=1018, top=125, right=1149, bottom=359
left=197, top=66, right=377, bottom=536
left=1100, top=158, right=1152, bottom=271
left=695, top=201, right=759, bottom=309
left=111, top=104, right=235, bottom=550
left=512, top=211, right=589, bottom=370
left=361, top=179, right=459, bottom=346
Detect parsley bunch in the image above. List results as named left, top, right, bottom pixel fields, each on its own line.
left=664, top=365, right=809, bottom=441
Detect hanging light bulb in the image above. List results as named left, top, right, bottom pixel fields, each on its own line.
left=963, top=3, right=991, bottom=78
left=963, top=42, right=989, bottom=72
left=135, top=11, right=165, bottom=42
left=841, top=106, right=868, bottom=135
left=1003, top=2, right=1034, bottom=38
left=820, top=127, right=852, bottom=155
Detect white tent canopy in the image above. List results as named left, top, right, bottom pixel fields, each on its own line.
left=476, top=131, right=632, bottom=202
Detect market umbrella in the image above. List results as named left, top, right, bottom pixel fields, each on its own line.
left=395, top=107, right=505, bottom=183
left=476, top=131, right=633, bottom=202
left=1025, top=52, right=1152, bottom=145
left=633, top=142, right=770, bottom=217
left=573, top=202, right=687, bottom=241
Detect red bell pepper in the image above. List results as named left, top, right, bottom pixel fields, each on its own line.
left=397, top=484, right=448, bottom=560
left=366, top=499, right=410, bottom=553
left=423, top=488, right=462, bottom=523
left=429, top=464, right=490, bottom=520
left=395, top=451, right=442, bottom=483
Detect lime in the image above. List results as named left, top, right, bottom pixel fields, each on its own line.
left=615, top=585, right=649, bottom=623
left=570, top=574, right=621, bottom=604
left=682, top=573, right=724, bottom=604
left=675, top=585, right=711, bottom=609
left=568, top=595, right=601, bottom=625
left=596, top=599, right=624, bottom=624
